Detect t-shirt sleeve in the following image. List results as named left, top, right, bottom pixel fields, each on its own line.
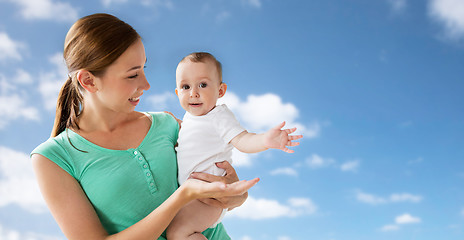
left=149, top=112, right=180, bottom=144
left=30, top=137, right=75, bottom=178
left=214, top=105, right=246, bottom=144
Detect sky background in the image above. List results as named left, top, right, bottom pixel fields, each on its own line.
left=0, top=0, right=463, bottom=239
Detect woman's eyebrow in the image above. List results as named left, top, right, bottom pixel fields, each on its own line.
left=126, top=58, right=148, bottom=72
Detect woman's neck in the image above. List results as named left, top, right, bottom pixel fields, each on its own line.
left=77, top=106, right=136, bottom=133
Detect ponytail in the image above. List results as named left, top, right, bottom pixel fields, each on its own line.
left=51, top=13, right=140, bottom=138
left=51, top=75, right=83, bottom=137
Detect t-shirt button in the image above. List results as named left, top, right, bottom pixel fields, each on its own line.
left=134, top=150, right=138, bottom=155
left=143, top=164, right=148, bottom=168
left=146, top=172, right=151, bottom=177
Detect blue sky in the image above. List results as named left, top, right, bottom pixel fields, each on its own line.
left=0, top=0, right=463, bottom=239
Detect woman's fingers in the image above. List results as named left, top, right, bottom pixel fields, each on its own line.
left=190, top=161, right=238, bottom=184
left=190, top=172, right=224, bottom=184
left=216, top=161, right=237, bottom=179
left=226, top=178, right=259, bottom=195
left=186, top=177, right=259, bottom=199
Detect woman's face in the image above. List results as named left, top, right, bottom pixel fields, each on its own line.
left=93, top=38, right=150, bottom=113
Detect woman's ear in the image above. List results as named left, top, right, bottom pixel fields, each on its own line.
left=218, top=82, right=227, bottom=98
left=77, top=70, right=98, bottom=93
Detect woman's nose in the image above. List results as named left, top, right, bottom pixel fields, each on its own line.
left=140, top=73, right=150, bottom=91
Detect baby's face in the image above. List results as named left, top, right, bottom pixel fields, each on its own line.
left=175, top=60, right=225, bottom=116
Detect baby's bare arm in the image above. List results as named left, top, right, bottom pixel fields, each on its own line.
left=230, top=122, right=303, bottom=154
left=230, top=131, right=267, bottom=153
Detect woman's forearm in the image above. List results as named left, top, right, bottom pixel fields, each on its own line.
left=106, top=187, right=191, bottom=240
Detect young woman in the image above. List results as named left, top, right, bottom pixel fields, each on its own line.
left=31, top=13, right=258, bottom=240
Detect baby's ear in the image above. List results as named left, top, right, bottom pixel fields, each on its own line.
left=175, top=88, right=179, bottom=96
left=218, top=82, right=227, bottom=98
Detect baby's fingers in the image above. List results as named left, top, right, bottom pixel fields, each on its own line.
left=288, top=134, right=303, bottom=140
left=280, top=146, right=295, bottom=153
left=286, top=141, right=300, bottom=147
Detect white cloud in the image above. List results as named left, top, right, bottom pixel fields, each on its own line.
left=231, top=148, right=256, bottom=167
left=387, top=0, right=407, bottom=13
left=0, top=71, right=40, bottom=129
left=306, top=154, right=335, bottom=169
left=380, top=224, right=400, bottom=232
left=305, top=154, right=361, bottom=173
left=356, top=190, right=422, bottom=205
left=428, top=0, right=464, bottom=41
left=102, top=0, right=174, bottom=9
left=242, top=0, right=262, bottom=8
left=380, top=213, right=421, bottom=232
left=0, top=32, right=25, bottom=62
left=399, top=120, right=413, bottom=128
left=356, top=191, right=387, bottom=205
left=142, top=0, right=174, bottom=8
left=216, top=11, right=231, bottom=23
left=408, top=157, right=423, bottom=164
left=146, top=91, right=178, bottom=111
left=0, top=224, right=62, bottom=240
left=0, top=95, right=40, bottom=129
left=0, top=146, right=47, bottom=213
left=395, top=213, right=421, bottom=224
left=9, top=0, right=78, bottom=22
left=240, top=236, right=252, bottom=240
left=102, top=0, right=128, bottom=7
left=227, top=196, right=317, bottom=220
left=340, top=160, right=360, bottom=172
left=14, top=68, right=33, bottom=84
left=38, top=53, right=68, bottom=111
left=219, top=92, right=319, bottom=138
left=390, top=193, right=422, bottom=203
left=270, top=167, right=298, bottom=177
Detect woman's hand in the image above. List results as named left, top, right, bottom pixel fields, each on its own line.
left=189, top=161, right=258, bottom=210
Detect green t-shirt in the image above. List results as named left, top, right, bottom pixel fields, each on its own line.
left=31, top=112, right=230, bottom=239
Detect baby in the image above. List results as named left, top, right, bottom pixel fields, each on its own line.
left=166, top=52, right=302, bottom=239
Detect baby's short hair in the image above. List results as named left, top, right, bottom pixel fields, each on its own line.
left=180, top=52, right=223, bottom=82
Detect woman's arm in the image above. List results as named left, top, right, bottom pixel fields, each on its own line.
left=192, top=161, right=255, bottom=210
left=32, top=154, right=109, bottom=239
left=32, top=154, right=258, bottom=240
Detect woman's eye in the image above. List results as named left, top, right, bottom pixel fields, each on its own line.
left=182, top=85, right=190, bottom=90
left=199, top=83, right=207, bottom=88
left=128, top=73, right=138, bottom=79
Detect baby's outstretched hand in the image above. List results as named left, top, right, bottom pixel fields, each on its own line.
left=263, top=121, right=303, bottom=153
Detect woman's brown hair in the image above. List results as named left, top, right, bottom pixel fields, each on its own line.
left=51, top=13, right=140, bottom=137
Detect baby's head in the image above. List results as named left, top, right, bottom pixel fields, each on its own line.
left=175, top=52, right=227, bottom=116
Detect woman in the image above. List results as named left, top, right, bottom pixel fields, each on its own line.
left=31, top=13, right=258, bottom=240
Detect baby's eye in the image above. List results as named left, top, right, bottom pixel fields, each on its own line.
left=199, top=83, right=207, bottom=88
left=181, top=84, right=190, bottom=90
